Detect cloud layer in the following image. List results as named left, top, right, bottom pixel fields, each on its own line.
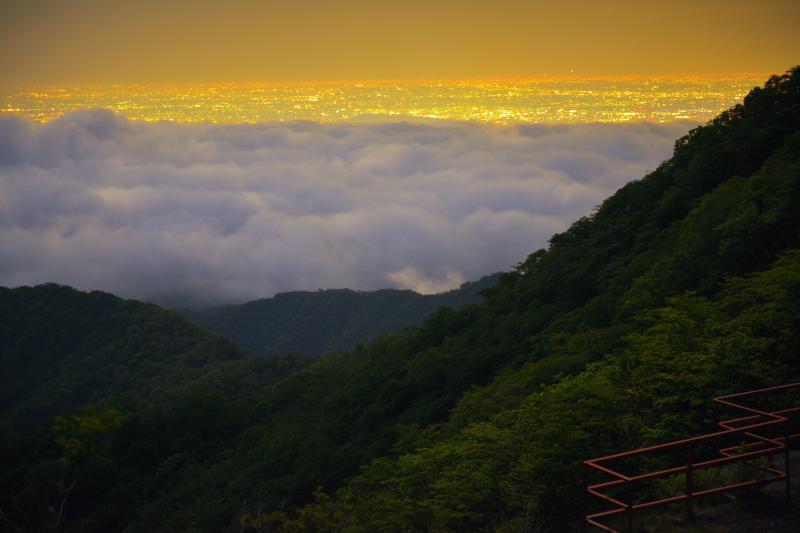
left=0, top=111, right=690, bottom=307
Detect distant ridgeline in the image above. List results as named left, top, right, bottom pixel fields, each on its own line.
left=0, top=284, right=310, bottom=430
left=1, top=68, right=799, bottom=532
left=179, top=275, right=500, bottom=357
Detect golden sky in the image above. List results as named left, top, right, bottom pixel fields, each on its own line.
left=1, top=0, right=798, bottom=84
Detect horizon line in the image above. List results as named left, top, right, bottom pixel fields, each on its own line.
left=0, top=72, right=775, bottom=89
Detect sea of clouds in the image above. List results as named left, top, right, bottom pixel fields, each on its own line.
left=0, top=110, right=691, bottom=307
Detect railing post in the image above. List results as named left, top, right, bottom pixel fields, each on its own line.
left=686, top=444, right=694, bottom=523
left=626, top=478, right=635, bottom=533
left=785, top=419, right=792, bottom=503
left=580, top=462, right=587, bottom=533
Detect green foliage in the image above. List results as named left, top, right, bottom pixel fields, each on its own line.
left=0, top=285, right=310, bottom=531
left=54, top=407, right=126, bottom=470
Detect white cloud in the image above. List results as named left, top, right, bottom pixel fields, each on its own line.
left=0, top=110, right=691, bottom=306
left=387, top=267, right=467, bottom=295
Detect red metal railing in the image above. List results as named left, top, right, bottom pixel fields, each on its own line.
left=582, top=383, right=800, bottom=532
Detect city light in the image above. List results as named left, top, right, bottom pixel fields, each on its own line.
left=1, top=76, right=764, bottom=124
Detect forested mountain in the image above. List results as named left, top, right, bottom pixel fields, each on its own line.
left=180, top=275, right=499, bottom=356
left=1, top=68, right=799, bottom=532
left=0, top=285, right=309, bottom=429
left=0, top=285, right=309, bottom=531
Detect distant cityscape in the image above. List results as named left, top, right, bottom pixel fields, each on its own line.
left=1, top=76, right=765, bottom=124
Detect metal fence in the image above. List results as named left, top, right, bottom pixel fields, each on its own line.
left=582, top=383, right=800, bottom=532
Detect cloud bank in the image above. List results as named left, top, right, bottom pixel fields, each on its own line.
left=0, top=111, right=690, bottom=307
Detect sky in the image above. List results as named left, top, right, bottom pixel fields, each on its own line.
left=1, top=0, right=798, bottom=84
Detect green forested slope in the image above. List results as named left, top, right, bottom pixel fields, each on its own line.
left=0, top=285, right=309, bottom=531
left=180, top=274, right=499, bottom=357
left=1, top=68, right=798, bottom=533
left=0, top=284, right=308, bottom=428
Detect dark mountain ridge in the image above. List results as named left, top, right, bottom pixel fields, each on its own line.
left=180, top=274, right=500, bottom=356
left=0, top=283, right=308, bottom=430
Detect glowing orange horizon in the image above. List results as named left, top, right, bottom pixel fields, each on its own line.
left=2, top=76, right=765, bottom=125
